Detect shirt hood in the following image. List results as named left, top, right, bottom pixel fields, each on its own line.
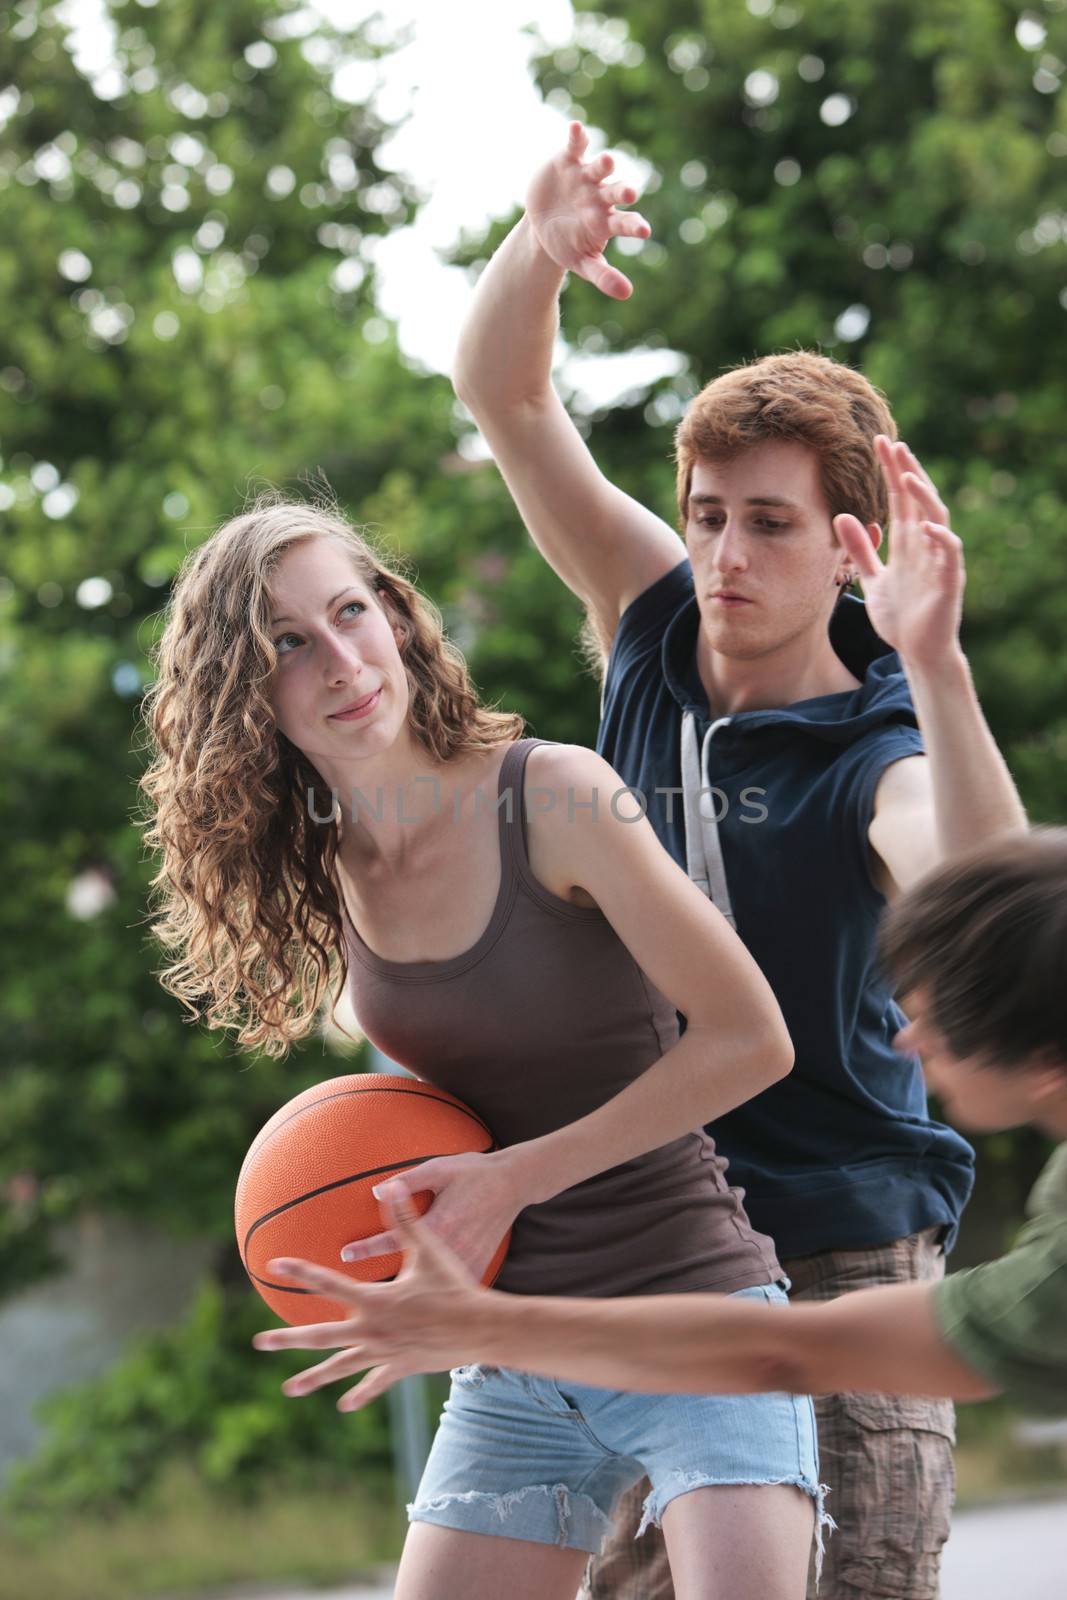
left=662, top=591, right=917, bottom=746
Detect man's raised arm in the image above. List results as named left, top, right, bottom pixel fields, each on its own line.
left=452, top=123, right=684, bottom=650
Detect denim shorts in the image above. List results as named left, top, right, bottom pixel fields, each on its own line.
left=408, top=1282, right=830, bottom=1565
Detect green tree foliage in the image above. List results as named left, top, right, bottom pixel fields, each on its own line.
left=511, top=0, right=1067, bottom=816
left=0, top=0, right=598, bottom=1306
left=2, top=1278, right=393, bottom=1519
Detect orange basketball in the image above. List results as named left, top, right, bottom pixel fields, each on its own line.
left=235, top=1072, right=511, bottom=1325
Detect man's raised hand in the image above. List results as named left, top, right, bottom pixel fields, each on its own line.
left=834, top=436, right=966, bottom=673
left=525, top=121, right=651, bottom=300
left=251, top=1191, right=489, bottom=1414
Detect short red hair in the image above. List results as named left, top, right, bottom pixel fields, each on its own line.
left=674, top=351, right=896, bottom=530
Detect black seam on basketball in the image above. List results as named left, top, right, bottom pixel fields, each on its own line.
left=240, top=1084, right=494, bottom=1171
left=241, top=1142, right=496, bottom=1264
left=248, top=1270, right=400, bottom=1294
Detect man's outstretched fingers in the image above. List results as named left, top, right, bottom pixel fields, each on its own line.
left=338, top=1363, right=403, bottom=1413
left=585, top=256, right=634, bottom=300
left=255, top=1315, right=363, bottom=1353
left=267, top=1255, right=361, bottom=1297
left=282, top=1343, right=370, bottom=1395
left=566, top=120, right=588, bottom=159
left=609, top=210, right=651, bottom=239
left=903, top=470, right=949, bottom=525
left=833, top=513, right=883, bottom=579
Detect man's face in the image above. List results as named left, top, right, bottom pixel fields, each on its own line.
left=894, top=992, right=1035, bottom=1133
left=684, top=441, right=858, bottom=660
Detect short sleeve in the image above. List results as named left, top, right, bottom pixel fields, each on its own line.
left=604, top=558, right=694, bottom=683
left=932, top=1243, right=1067, bottom=1416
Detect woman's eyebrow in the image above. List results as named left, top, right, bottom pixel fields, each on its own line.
left=271, top=587, right=358, bottom=625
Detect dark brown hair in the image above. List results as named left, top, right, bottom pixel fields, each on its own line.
left=674, top=351, right=896, bottom=530
left=879, top=830, right=1067, bottom=1070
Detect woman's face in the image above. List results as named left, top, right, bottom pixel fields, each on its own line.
left=266, top=537, right=411, bottom=770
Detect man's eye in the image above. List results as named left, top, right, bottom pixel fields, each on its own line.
left=759, top=519, right=788, bottom=532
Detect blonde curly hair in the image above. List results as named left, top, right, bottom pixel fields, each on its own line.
left=138, top=491, right=523, bottom=1057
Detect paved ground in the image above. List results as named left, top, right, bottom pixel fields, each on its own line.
left=940, top=1497, right=1066, bottom=1599
left=186, top=1497, right=1067, bottom=1599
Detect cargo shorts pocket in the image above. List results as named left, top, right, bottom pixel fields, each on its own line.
left=825, top=1390, right=956, bottom=1600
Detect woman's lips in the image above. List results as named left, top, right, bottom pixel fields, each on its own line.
left=328, top=689, right=381, bottom=721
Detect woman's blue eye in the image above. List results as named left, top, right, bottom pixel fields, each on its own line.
left=274, top=601, right=364, bottom=654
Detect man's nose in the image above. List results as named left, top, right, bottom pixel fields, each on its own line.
left=714, top=524, right=748, bottom=570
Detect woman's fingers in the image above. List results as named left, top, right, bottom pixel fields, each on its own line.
left=340, top=1229, right=399, bottom=1263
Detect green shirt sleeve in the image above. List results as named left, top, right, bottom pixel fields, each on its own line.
left=932, top=1143, right=1067, bottom=1415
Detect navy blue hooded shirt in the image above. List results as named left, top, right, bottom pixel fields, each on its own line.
left=597, top=558, right=975, bottom=1258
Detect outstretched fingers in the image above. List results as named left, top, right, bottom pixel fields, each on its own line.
left=608, top=207, right=651, bottom=239
left=281, top=1343, right=371, bottom=1397
left=903, top=470, right=952, bottom=532
left=581, top=253, right=635, bottom=301
left=565, top=120, right=588, bottom=161
left=833, top=513, right=883, bottom=581
left=268, top=1255, right=362, bottom=1300
left=338, top=1362, right=404, bottom=1413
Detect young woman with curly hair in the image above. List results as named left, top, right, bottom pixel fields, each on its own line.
left=139, top=494, right=828, bottom=1600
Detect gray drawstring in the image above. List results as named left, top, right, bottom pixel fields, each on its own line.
left=680, top=710, right=736, bottom=927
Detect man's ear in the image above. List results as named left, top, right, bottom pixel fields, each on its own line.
left=1027, top=1055, right=1067, bottom=1108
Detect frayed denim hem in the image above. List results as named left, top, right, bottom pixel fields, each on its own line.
left=636, top=1472, right=837, bottom=1589
left=408, top=1481, right=615, bottom=1554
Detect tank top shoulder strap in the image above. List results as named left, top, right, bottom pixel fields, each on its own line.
left=495, top=737, right=552, bottom=886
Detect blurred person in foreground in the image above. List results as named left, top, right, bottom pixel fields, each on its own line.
left=255, top=827, right=1067, bottom=1476
left=440, top=120, right=1027, bottom=1600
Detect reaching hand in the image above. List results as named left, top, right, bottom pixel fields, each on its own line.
left=252, top=1193, right=489, bottom=1413
left=336, top=1147, right=519, bottom=1285
left=525, top=121, right=652, bottom=300
left=834, top=436, right=966, bottom=672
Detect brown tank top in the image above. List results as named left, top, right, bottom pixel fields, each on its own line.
left=343, top=738, right=782, bottom=1298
